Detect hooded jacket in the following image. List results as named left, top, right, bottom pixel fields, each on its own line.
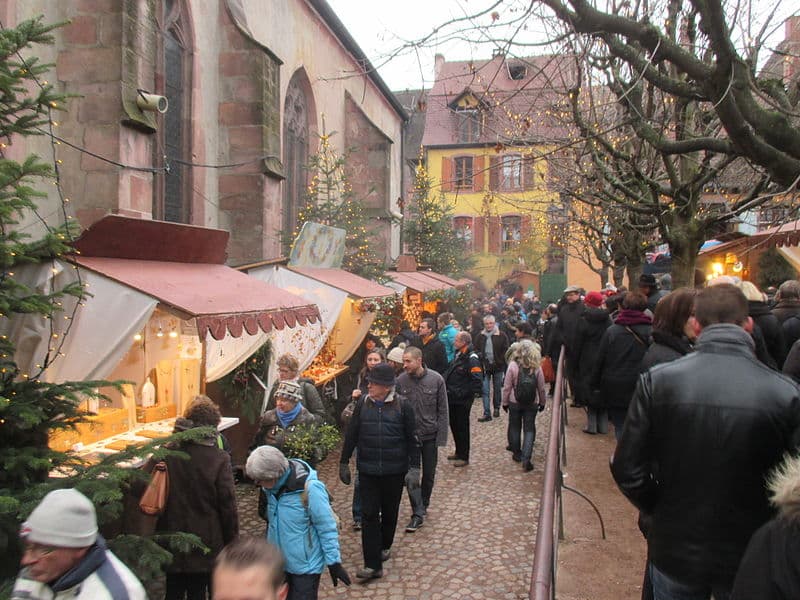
left=731, top=454, right=800, bottom=599
left=612, top=324, right=800, bottom=589
left=263, top=459, right=341, bottom=576
left=12, top=536, right=146, bottom=600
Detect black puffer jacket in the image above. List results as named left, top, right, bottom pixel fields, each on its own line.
left=340, top=392, right=420, bottom=476
left=612, top=324, right=800, bottom=589
left=591, top=311, right=652, bottom=409
left=750, top=300, right=786, bottom=368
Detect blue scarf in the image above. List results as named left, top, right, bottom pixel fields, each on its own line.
left=277, top=402, right=302, bottom=428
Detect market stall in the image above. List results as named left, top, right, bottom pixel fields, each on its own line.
left=3, top=216, right=321, bottom=455
left=384, top=269, right=455, bottom=328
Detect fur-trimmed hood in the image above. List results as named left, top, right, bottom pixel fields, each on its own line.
left=769, top=453, right=800, bottom=523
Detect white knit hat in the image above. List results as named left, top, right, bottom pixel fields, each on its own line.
left=21, top=489, right=98, bottom=548
left=386, top=344, right=405, bottom=364
left=246, top=445, right=290, bottom=481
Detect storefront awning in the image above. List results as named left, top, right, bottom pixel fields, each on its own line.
left=72, top=256, right=320, bottom=341
left=289, top=266, right=394, bottom=298
left=385, top=270, right=452, bottom=293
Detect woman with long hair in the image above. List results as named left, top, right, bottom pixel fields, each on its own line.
left=501, top=339, right=547, bottom=472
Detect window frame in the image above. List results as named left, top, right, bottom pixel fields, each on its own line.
left=456, top=108, right=481, bottom=143
left=453, top=215, right=475, bottom=251
left=501, top=214, right=522, bottom=252
left=453, top=156, right=474, bottom=190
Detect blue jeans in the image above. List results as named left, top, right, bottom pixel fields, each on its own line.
left=507, top=404, right=538, bottom=462
left=650, top=563, right=731, bottom=600
left=482, top=370, right=504, bottom=416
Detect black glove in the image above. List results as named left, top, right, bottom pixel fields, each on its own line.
left=538, top=404, right=546, bottom=413
left=339, top=463, right=351, bottom=485
left=328, top=562, right=351, bottom=587
left=502, top=405, right=509, bottom=413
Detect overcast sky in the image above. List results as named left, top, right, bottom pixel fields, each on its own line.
left=325, top=1, right=798, bottom=91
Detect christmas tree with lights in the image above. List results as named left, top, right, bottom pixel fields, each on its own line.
left=288, top=132, right=384, bottom=280
left=405, top=162, right=473, bottom=276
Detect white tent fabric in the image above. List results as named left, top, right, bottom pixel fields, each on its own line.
left=246, top=265, right=347, bottom=391
left=205, top=329, right=269, bottom=383
left=331, top=298, right=376, bottom=364
left=778, top=246, right=800, bottom=273
left=2, top=261, right=157, bottom=383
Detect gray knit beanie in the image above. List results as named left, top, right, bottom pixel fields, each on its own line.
left=246, top=445, right=290, bottom=481
left=21, top=489, right=98, bottom=548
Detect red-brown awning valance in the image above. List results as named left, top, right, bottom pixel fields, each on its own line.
left=71, top=256, right=320, bottom=341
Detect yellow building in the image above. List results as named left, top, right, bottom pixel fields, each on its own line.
left=420, top=53, right=600, bottom=299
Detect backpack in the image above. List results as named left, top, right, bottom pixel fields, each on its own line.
left=514, top=365, right=537, bottom=407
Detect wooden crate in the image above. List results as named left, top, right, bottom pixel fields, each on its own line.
left=136, top=402, right=177, bottom=423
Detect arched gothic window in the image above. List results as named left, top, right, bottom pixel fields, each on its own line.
left=154, top=0, right=192, bottom=223
left=283, top=72, right=311, bottom=236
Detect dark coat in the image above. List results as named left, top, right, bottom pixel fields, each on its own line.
left=389, top=327, right=420, bottom=350
left=771, top=298, right=800, bottom=324
left=591, top=312, right=652, bottom=409
left=640, top=330, right=693, bottom=371
left=153, top=440, right=239, bottom=573
left=555, top=300, right=585, bottom=356
left=266, top=378, right=330, bottom=422
left=783, top=338, right=800, bottom=383
left=541, top=316, right=562, bottom=362
left=416, top=335, right=448, bottom=375
left=782, top=315, right=800, bottom=358
left=750, top=301, right=786, bottom=368
left=254, top=405, right=318, bottom=451
left=474, top=328, right=510, bottom=373
left=573, top=307, right=611, bottom=403
left=340, top=392, right=420, bottom=476
left=612, top=324, right=800, bottom=590
left=443, top=346, right=482, bottom=404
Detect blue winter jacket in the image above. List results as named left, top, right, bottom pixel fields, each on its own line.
left=439, top=323, right=458, bottom=363
left=263, top=459, right=341, bottom=575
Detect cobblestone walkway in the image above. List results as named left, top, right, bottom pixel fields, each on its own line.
left=237, top=402, right=550, bottom=600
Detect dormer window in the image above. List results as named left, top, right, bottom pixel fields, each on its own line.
left=508, top=64, right=527, bottom=80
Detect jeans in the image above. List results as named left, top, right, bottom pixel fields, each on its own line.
left=165, top=572, right=210, bottom=600
left=649, top=563, right=731, bottom=600
left=407, top=438, right=439, bottom=517
left=286, top=572, right=321, bottom=600
left=507, top=404, right=538, bottom=462
left=482, top=370, right=504, bottom=416
left=448, top=400, right=472, bottom=461
left=359, top=472, right=405, bottom=570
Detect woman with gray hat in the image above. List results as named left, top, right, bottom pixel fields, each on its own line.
left=247, top=445, right=350, bottom=599
left=253, top=380, right=318, bottom=458
left=339, top=362, right=421, bottom=581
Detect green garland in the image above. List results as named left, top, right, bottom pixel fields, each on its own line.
left=216, top=341, right=271, bottom=424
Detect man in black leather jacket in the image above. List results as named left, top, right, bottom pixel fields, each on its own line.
left=611, top=283, right=800, bottom=600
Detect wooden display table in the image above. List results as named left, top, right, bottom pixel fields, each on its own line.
left=302, top=365, right=348, bottom=386
left=49, top=407, right=132, bottom=453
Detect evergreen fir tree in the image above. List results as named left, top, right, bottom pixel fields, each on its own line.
left=285, top=132, right=385, bottom=280
left=405, top=163, right=473, bottom=276
left=0, top=18, right=203, bottom=590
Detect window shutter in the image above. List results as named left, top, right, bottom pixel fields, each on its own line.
left=488, top=216, right=502, bottom=254
left=472, top=155, right=485, bottom=192
left=441, top=157, right=453, bottom=192
left=523, top=156, right=536, bottom=190
left=489, top=156, right=500, bottom=191
left=521, top=214, right=532, bottom=239
left=473, top=216, right=485, bottom=253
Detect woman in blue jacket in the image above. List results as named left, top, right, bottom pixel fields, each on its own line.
left=246, top=445, right=350, bottom=599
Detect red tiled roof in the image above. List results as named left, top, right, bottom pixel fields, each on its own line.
left=422, top=54, right=576, bottom=147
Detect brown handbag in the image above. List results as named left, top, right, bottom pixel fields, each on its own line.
left=541, top=356, right=556, bottom=383
left=139, top=460, right=169, bottom=516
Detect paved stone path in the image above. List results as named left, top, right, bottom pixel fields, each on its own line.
left=237, top=401, right=551, bottom=600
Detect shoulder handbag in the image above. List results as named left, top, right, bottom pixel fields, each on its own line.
left=540, top=356, right=555, bottom=383
left=139, top=460, right=169, bottom=516
left=625, top=326, right=648, bottom=347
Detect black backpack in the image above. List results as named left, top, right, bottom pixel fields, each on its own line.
left=515, top=366, right=537, bottom=407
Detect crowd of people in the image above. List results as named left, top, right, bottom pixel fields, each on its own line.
left=12, top=275, right=800, bottom=600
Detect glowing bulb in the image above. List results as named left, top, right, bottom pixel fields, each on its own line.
left=156, top=328, right=164, bottom=338
left=168, top=330, right=178, bottom=339
left=133, top=333, right=142, bottom=341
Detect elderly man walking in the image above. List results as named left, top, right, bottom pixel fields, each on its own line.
left=443, top=331, right=482, bottom=466
left=474, top=314, right=509, bottom=421
left=12, top=489, right=145, bottom=600
left=612, top=284, right=800, bottom=600
left=339, top=363, right=420, bottom=581
left=397, top=346, right=449, bottom=532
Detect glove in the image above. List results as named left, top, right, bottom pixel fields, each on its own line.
left=328, top=562, right=351, bottom=587
left=502, top=405, right=509, bottom=413
left=339, top=463, right=351, bottom=485
left=405, top=467, right=421, bottom=491
left=538, top=404, right=546, bottom=413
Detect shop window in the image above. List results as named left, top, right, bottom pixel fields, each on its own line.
left=154, top=0, right=192, bottom=223
left=454, top=216, right=474, bottom=251
left=501, top=215, right=522, bottom=252
left=454, top=156, right=473, bottom=189
left=456, top=109, right=481, bottom=143
left=283, top=71, right=311, bottom=235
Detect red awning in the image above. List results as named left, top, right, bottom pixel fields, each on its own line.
left=419, top=271, right=464, bottom=288
left=71, top=256, right=320, bottom=341
left=289, top=267, right=395, bottom=298
left=385, top=271, right=452, bottom=292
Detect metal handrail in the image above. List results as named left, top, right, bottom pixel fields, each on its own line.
left=529, top=350, right=566, bottom=600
